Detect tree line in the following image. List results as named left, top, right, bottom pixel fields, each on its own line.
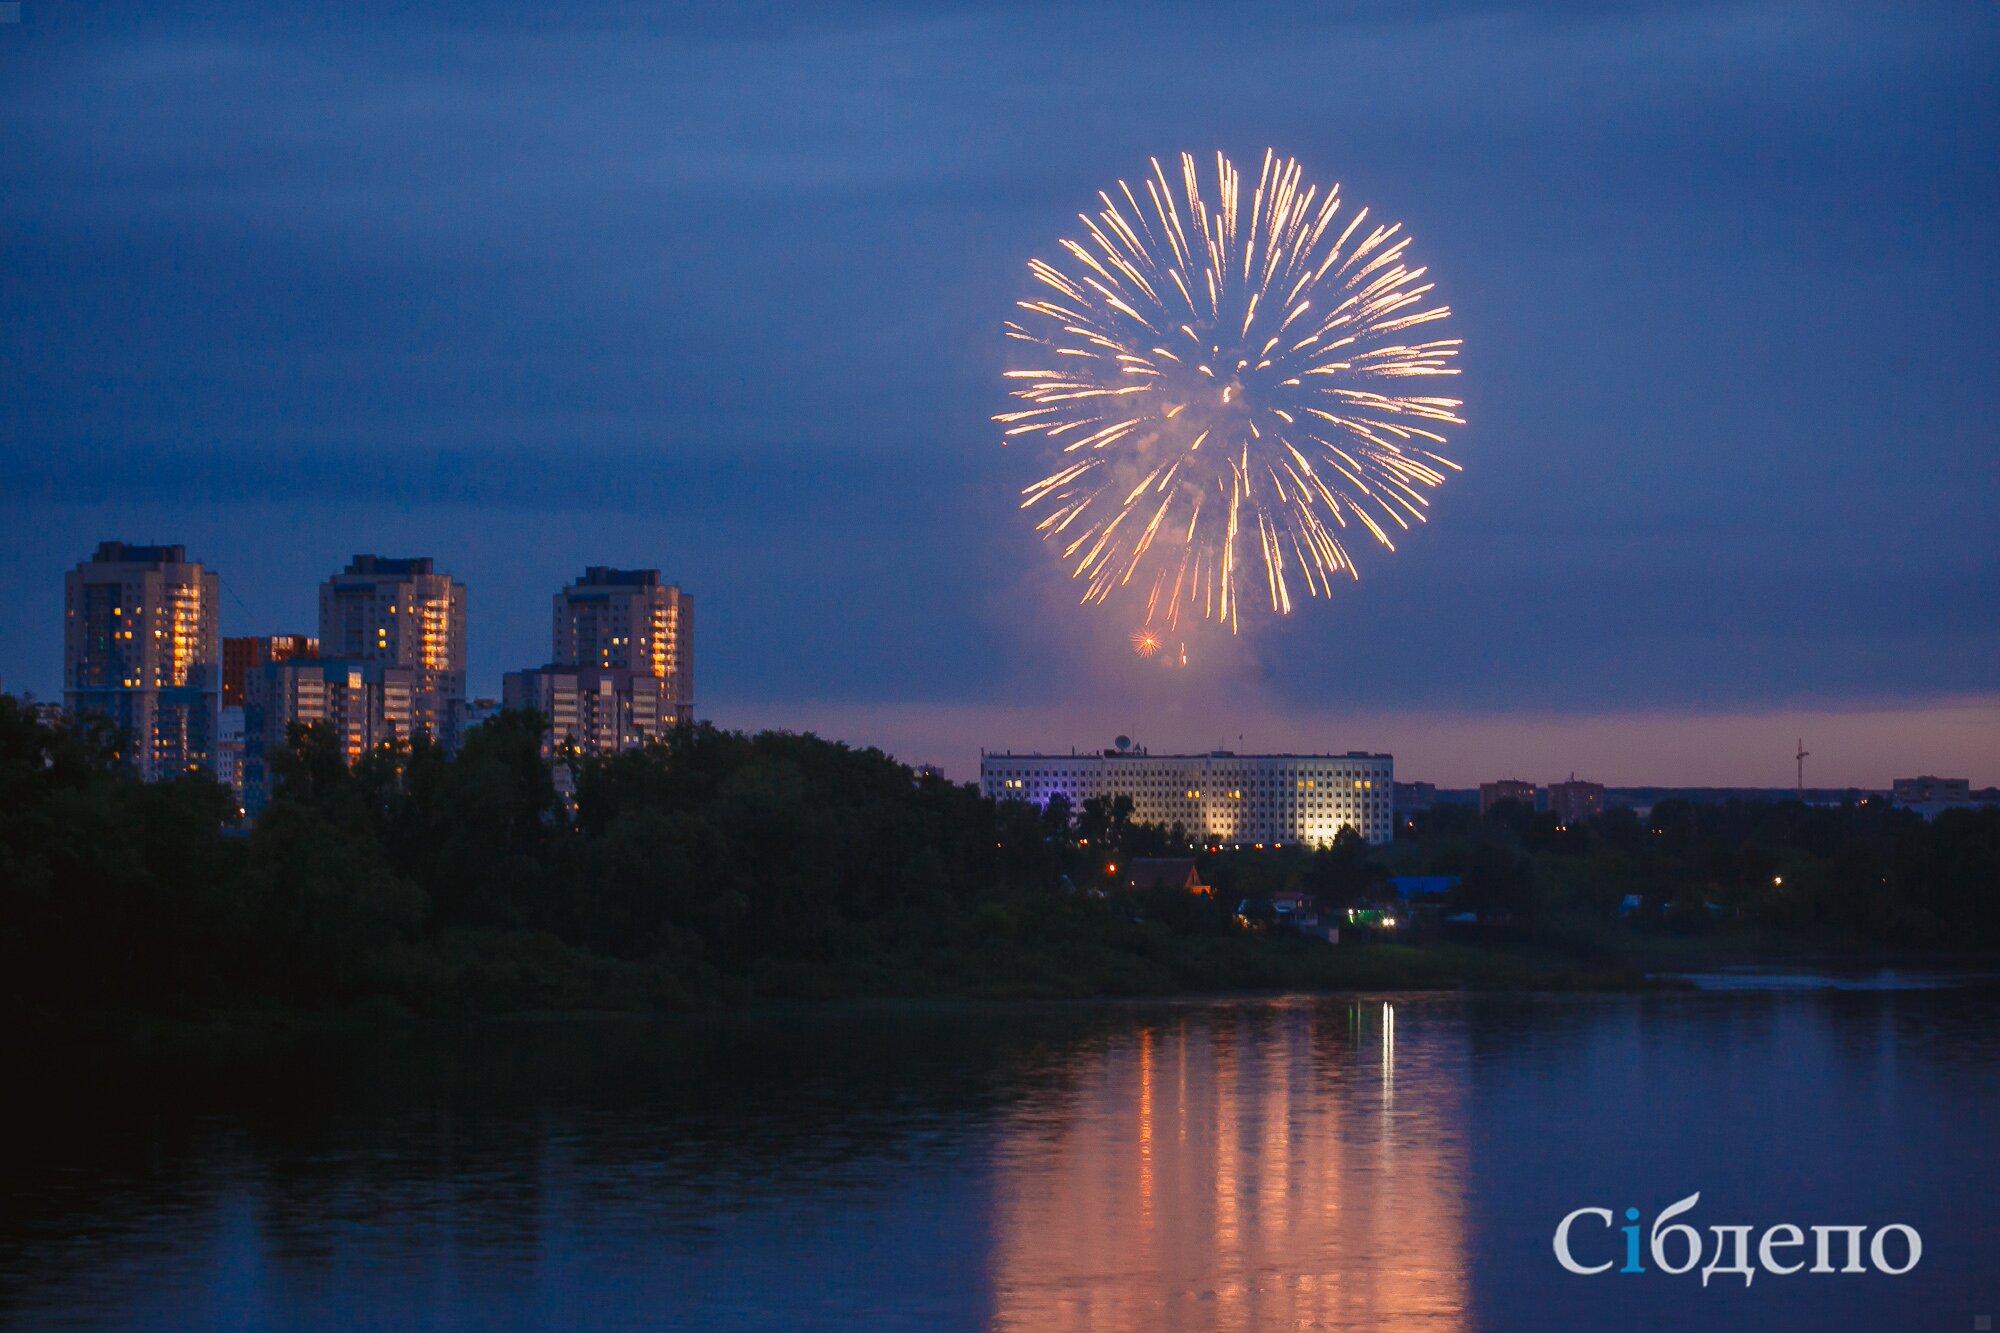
left=0, top=698, right=1403, bottom=1020
left=5, top=692, right=1992, bottom=1028
left=1392, top=795, right=2000, bottom=947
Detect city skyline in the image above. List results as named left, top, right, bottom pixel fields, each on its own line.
left=49, top=542, right=711, bottom=807
left=3, top=1, right=1995, bottom=789
left=30, top=533, right=1993, bottom=791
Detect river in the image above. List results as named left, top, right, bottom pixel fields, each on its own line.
left=4, top=978, right=1995, bottom=1329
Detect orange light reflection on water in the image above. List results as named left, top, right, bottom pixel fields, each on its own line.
left=989, top=1000, right=1466, bottom=1331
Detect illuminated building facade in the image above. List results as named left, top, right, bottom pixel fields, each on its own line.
left=222, top=634, right=318, bottom=707
left=501, top=567, right=694, bottom=768
left=981, top=748, right=1395, bottom=846
left=219, top=639, right=319, bottom=803
left=318, top=556, right=466, bottom=751
left=551, top=567, right=693, bottom=718
left=502, top=666, right=683, bottom=759
left=63, top=542, right=220, bottom=781
left=242, top=659, right=417, bottom=813
left=217, top=705, right=245, bottom=803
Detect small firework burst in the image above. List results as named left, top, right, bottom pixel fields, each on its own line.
left=1130, top=628, right=1162, bottom=657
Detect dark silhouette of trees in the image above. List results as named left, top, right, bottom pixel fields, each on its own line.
left=5, top=690, right=1999, bottom=1025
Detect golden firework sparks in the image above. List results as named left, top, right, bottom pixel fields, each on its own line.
left=1130, top=628, right=1162, bottom=657
left=1001, top=150, right=1465, bottom=633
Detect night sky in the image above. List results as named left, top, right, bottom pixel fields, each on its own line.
left=4, top=1, right=1995, bottom=785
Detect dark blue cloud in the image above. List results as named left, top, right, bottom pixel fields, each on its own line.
left=2, top=0, right=1994, bottom=726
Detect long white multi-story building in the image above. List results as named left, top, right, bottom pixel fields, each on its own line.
left=981, top=746, right=1395, bottom=846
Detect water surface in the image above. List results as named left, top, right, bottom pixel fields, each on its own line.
left=4, top=986, right=1996, bottom=1330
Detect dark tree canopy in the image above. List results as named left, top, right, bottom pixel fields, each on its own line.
left=3, top=693, right=1995, bottom=1025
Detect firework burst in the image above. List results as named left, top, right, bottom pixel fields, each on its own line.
left=1000, top=150, right=1464, bottom=634
left=1130, top=627, right=1162, bottom=657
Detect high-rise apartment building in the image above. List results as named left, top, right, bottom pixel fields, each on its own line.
left=981, top=747, right=1396, bottom=846
left=1478, top=779, right=1537, bottom=815
left=501, top=567, right=694, bottom=772
left=63, top=542, right=220, bottom=781
left=1546, top=776, right=1606, bottom=827
left=242, top=659, right=418, bottom=813
left=552, top=567, right=692, bottom=717
left=318, top=556, right=466, bottom=750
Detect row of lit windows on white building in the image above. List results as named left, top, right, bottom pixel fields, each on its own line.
left=980, top=753, right=1396, bottom=844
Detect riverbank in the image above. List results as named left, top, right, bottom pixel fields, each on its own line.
left=25, top=919, right=2000, bottom=1065
left=5, top=933, right=1664, bottom=1063
left=1574, top=925, right=2000, bottom=978
left=20, top=938, right=2000, bottom=1074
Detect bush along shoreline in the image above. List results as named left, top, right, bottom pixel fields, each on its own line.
left=4, top=696, right=1994, bottom=1037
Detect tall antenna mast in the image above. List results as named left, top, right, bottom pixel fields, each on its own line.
left=1795, top=738, right=1810, bottom=800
